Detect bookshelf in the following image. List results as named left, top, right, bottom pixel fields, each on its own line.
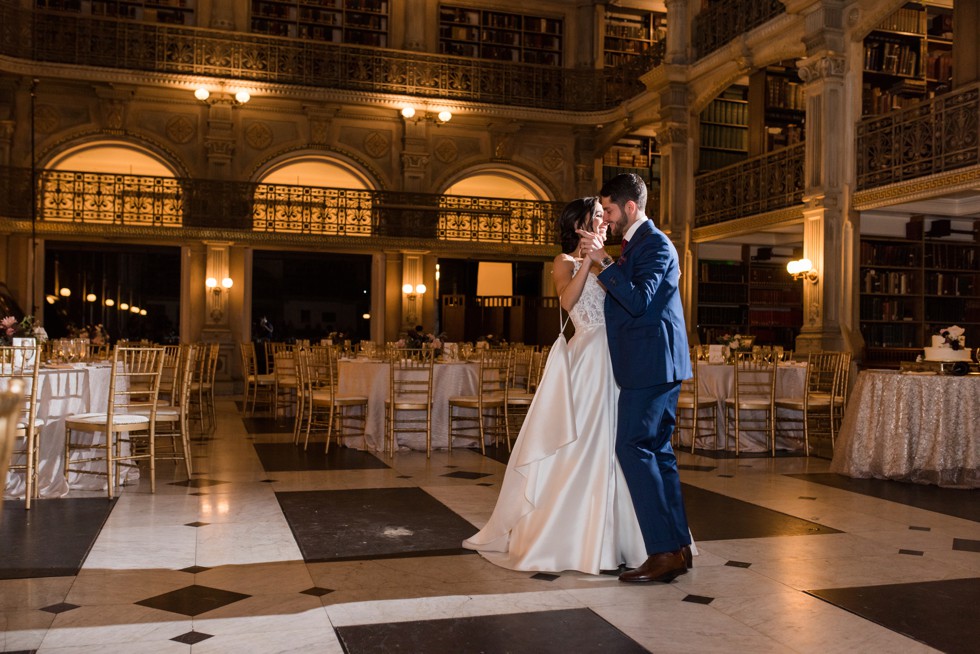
left=698, top=85, right=748, bottom=173
left=748, top=62, right=805, bottom=155
left=601, top=136, right=660, bottom=186
left=601, top=7, right=667, bottom=69
left=35, top=0, right=195, bottom=24
left=250, top=0, right=388, bottom=46
left=438, top=5, right=563, bottom=66
left=860, top=215, right=979, bottom=367
left=859, top=2, right=957, bottom=116
left=697, top=248, right=803, bottom=350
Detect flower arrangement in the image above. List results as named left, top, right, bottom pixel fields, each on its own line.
left=937, top=325, right=964, bottom=350
left=476, top=333, right=505, bottom=349
left=716, top=333, right=744, bottom=350
left=397, top=328, right=446, bottom=352
left=1, top=315, right=35, bottom=345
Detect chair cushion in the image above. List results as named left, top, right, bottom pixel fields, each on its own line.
left=67, top=412, right=151, bottom=426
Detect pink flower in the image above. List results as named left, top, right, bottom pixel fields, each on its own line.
left=5, top=327, right=14, bottom=336
left=0, top=316, right=16, bottom=329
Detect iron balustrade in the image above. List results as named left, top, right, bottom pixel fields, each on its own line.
left=692, top=0, right=785, bottom=61
left=694, top=143, right=805, bottom=227
left=0, top=167, right=562, bottom=246
left=0, top=2, right=649, bottom=111
left=856, top=82, right=980, bottom=190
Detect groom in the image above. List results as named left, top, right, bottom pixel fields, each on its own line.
left=579, top=173, right=693, bottom=582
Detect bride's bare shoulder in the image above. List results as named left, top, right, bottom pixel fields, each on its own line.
left=553, top=253, right=576, bottom=267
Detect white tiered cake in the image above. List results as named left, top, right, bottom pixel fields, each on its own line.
left=923, top=333, right=971, bottom=361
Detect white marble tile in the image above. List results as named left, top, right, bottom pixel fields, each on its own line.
left=192, top=592, right=330, bottom=634
left=189, top=625, right=345, bottom=654
left=709, top=590, right=942, bottom=654
left=0, top=608, right=56, bottom=651
left=194, top=520, right=303, bottom=567
left=82, top=525, right=198, bottom=570
left=37, top=639, right=191, bottom=653
left=39, top=604, right=191, bottom=649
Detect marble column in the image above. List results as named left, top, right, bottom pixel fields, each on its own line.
left=795, top=2, right=851, bottom=354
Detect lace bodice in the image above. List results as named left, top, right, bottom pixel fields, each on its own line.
left=568, top=261, right=606, bottom=330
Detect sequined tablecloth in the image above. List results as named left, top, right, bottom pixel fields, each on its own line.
left=830, top=370, right=980, bottom=488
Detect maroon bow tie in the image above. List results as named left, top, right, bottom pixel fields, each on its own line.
left=621, top=238, right=629, bottom=250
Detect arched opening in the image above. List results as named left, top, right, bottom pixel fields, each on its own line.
left=252, top=155, right=376, bottom=236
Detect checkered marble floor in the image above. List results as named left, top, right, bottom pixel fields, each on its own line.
left=2, top=399, right=978, bottom=653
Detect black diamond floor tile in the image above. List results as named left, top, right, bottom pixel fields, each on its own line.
left=530, top=572, right=559, bottom=581
left=276, top=487, right=478, bottom=562
left=335, top=608, right=647, bottom=654
left=300, top=586, right=334, bottom=597
left=171, top=630, right=214, bottom=645
left=136, top=584, right=250, bottom=617
left=169, top=478, right=227, bottom=488
left=953, top=538, right=980, bottom=553
left=682, top=594, right=714, bottom=604
left=441, top=471, right=492, bottom=480
left=808, top=577, right=980, bottom=654
left=253, top=442, right=389, bottom=472
left=39, top=602, right=80, bottom=614
left=179, top=565, right=211, bottom=574
left=786, top=473, right=980, bottom=522
left=0, top=498, right=115, bottom=579
left=682, top=483, right=840, bottom=541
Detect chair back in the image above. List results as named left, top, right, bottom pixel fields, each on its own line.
left=240, top=342, right=257, bottom=377
left=274, top=346, right=297, bottom=386
left=108, top=347, right=165, bottom=423
left=478, top=348, right=510, bottom=402
left=508, top=346, right=534, bottom=393
left=174, top=344, right=197, bottom=410
left=159, top=344, right=181, bottom=403
left=806, top=352, right=839, bottom=397
left=388, top=348, right=434, bottom=406
left=0, top=344, right=41, bottom=497
left=732, top=358, right=776, bottom=405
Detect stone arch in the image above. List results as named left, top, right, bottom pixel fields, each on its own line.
left=437, top=164, right=556, bottom=201
left=251, top=148, right=385, bottom=190
left=37, top=137, right=187, bottom=226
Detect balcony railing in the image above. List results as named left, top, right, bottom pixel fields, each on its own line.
left=692, top=0, right=785, bottom=61
left=0, top=166, right=562, bottom=247
left=694, top=143, right=805, bottom=227
left=0, top=2, right=650, bottom=112
left=856, top=82, right=980, bottom=190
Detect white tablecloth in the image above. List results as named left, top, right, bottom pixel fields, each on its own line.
left=338, top=359, right=480, bottom=451
left=675, top=361, right=809, bottom=452
left=830, top=370, right=979, bottom=488
left=4, top=363, right=136, bottom=500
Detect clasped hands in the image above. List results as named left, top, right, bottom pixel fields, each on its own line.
left=576, top=229, right=608, bottom=265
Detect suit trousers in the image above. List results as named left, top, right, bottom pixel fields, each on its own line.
left=616, top=381, right=691, bottom=554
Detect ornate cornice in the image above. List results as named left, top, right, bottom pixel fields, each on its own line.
left=797, top=54, right=846, bottom=82
left=692, top=206, right=804, bottom=242
left=852, top=165, right=980, bottom=212
left=0, top=217, right=559, bottom=259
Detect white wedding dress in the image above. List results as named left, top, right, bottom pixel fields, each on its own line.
left=462, top=263, right=649, bottom=573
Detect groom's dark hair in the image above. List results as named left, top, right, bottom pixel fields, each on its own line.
left=600, top=173, right=648, bottom=214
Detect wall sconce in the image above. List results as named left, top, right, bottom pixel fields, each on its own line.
left=401, top=106, right=416, bottom=118
left=399, top=105, right=452, bottom=124
left=194, top=87, right=251, bottom=105
left=402, top=283, right=426, bottom=297
left=206, top=276, right=234, bottom=293
left=234, top=90, right=251, bottom=104
left=194, top=87, right=210, bottom=101
left=437, top=110, right=452, bottom=123
left=787, top=258, right=819, bottom=283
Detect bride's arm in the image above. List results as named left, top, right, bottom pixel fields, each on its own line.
left=553, top=253, right=593, bottom=313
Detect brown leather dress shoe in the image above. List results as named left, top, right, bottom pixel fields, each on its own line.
left=682, top=545, right=693, bottom=569
left=619, top=550, right=688, bottom=583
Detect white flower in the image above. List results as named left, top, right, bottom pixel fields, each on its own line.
left=943, top=325, right=964, bottom=340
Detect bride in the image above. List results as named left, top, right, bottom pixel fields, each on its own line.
left=462, top=197, right=649, bottom=574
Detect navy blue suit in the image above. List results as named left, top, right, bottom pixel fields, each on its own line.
left=597, top=219, right=692, bottom=554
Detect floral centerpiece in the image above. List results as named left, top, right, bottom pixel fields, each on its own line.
left=717, top=333, right=744, bottom=351
left=396, top=328, right=446, bottom=355
left=1, top=315, right=36, bottom=346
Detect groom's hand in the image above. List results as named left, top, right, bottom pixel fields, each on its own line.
left=575, top=229, right=607, bottom=264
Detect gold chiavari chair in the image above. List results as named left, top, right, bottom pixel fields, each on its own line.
left=448, top=348, right=510, bottom=455
left=0, top=381, right=22, bottom=516
left=384, top=348, right=434, bottom=457
left=158, top=344, right=182, bottom=407
left=676, top=349, right=718, bottom=453
left=85, top=342, right=110, bottom=360
left=724, top=358, right=777, bottom=456
left=1, top=342, right=43, bottom=509
left=301, top=346, right=368, bottom=452
left=239, top=342, right=275, bottom=417
left=273, top=344, right=299, bottom=420
left=65, top=346, right=164, bottom=499
left=831, top=351, right=853, bottom=445
left=134, top=344, right=196, bottom=478
left=774, top=352, right=837, bottom=456
left=189, top=342, right=219, bottom=432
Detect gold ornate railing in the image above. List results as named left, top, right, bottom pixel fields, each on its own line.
left=0, top=167, right=562, bottom=246
left=694, top=143, right=805, bottom=227
left=692, top=0, right=785, bottom=61
left=0, top=2, right=650, bottom=111
left=856, top=83, right=980, bottom=190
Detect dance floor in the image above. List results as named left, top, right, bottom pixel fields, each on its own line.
left=1, top=398, right=977, bottom=653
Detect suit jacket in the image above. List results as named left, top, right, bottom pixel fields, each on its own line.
left=597, top=219, right=692, bottom=389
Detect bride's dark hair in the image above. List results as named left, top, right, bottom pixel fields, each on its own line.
left=557, top=197, right=599, bottom=254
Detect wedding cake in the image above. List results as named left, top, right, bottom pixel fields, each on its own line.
left=923, top=326, right=970, bottom=361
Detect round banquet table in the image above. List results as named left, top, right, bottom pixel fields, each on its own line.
left=830, top=370, right=979, bottom=488
left=3, top=363, right=138, bottom=500
left=674, top=360, right=809, bottom=452
left=337, top=358, right=480, bottom=452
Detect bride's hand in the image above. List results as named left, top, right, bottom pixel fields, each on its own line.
left=575, top=229, right=607, bottom=263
